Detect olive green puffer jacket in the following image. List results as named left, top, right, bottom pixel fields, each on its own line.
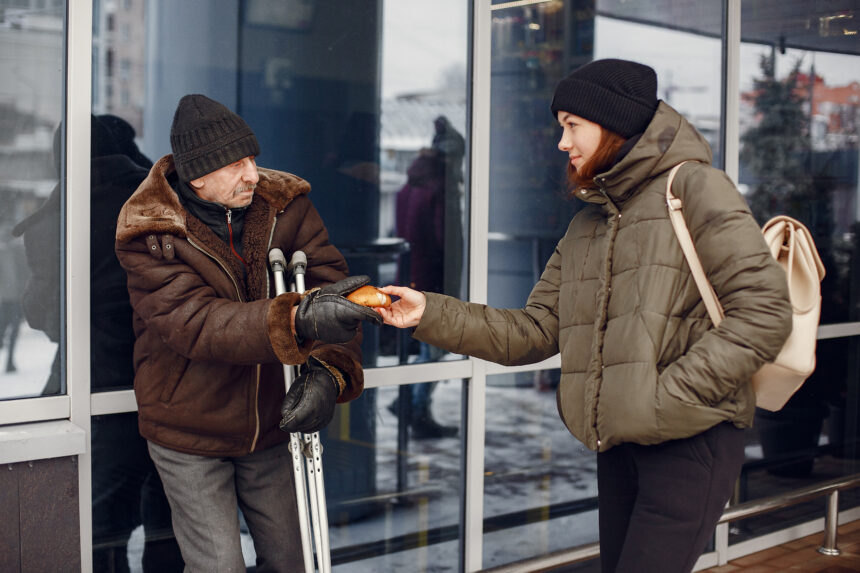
left=414, top=102, right=792, bottom=452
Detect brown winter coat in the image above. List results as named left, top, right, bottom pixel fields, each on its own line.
left=414, top=102, right=792, bottom=452
left=115, top=155, right=364, bottom=457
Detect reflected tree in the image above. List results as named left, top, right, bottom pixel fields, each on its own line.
left=741, top=54, right=813, bottom=223
left=741, top=53, right=846, bottom=474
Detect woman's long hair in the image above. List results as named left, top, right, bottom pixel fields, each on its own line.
left=567, top=128, right=627, bottom=192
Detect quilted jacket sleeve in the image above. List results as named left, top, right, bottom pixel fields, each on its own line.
left=412, top=246, right=562, bottom=366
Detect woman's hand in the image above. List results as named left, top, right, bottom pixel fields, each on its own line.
left=375, top=285, right=426, bottom=329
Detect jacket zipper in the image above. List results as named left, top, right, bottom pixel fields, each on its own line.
left=187, top=236, right=244, bottom=303
left=592, top=184, right=617, bottom=451
left=250, top=365, right=261, bottom=451
left=250, top=216, right=280, bottom=452
left=187, top=235, right=261, bottom=453
left=265, top=215, right=278, bottom=297
left=226, top=209, right=247, bottom=266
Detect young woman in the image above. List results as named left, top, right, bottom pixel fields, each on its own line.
left=377, top=59, right=792, bottom=573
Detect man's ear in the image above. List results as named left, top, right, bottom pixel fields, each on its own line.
left=189, top=177, right=204, bottom=189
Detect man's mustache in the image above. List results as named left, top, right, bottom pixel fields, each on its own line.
left=235, top=184, right=257, bottom=194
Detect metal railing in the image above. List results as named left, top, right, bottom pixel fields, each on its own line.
left=480, top=473, right=860, bottom=572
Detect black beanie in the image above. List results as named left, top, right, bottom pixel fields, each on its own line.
left=550, top=59, right=658, bottom=138
left=170, top=94, right=260, bottom=182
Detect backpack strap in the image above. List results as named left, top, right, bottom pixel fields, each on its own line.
left=665, top=161, right=725, bottom=326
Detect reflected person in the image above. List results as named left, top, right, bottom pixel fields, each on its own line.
left=11, top=126, right=63, bottom=394
left=388, top=116, right=464, bottom=439
left=114, top=94, right=380, bottom=571
left=89, top=114, right=183, bottom=571
left=0, top=228, right=26, bottom=373
left=378, top=59, right=792, bottom=573
left=12, top=115, right=185, bottom=569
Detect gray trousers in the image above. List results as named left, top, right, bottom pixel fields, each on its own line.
left=147, top=440, right=303, bottom=573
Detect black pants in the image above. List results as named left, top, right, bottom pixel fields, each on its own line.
left=596, top=422, right=745, bottom=573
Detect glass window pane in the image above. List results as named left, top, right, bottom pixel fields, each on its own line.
left=92, top=0, right=469, bottom=372
left=483, top=369, right=598, bottom=568
left=732, top=337, right=860, bottom=541
left=489, top=0, right=723, bottom=309
left=487, top=1, right=723, bottom=566
left=90, top=0, right=470, bottom=569
left=735, top=0, right=860, bottom=542
left=91, top=412, right=182, bottom=570
left=326, top=382, right=463, bottom=571
left=0, top=0, right=66, bottom=400
left=90, top=0, right=150, bottom=395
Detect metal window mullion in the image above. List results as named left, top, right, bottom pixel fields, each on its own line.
left=715, top=3, right=741, bottom=566
left=464, top=1, right=492, bottom=571
left=67, top=1, right=93, bottom=571
left=724, top=0, right=741, bottom=184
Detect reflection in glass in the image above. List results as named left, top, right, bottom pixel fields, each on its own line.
left=483, top=369, right=598, bottom=568
left=733, top=0, right=860, bottom=543
left=487, top=2, right=722, bottom=567
left=89, top=0, right=470, bottom=570
left=387, top=117, right=465, bottom=440
left=489, top=0, right=723, bottom=309
left=0, top=1, right=66, bottom=399
left=325, top=382, right=463, bottom=571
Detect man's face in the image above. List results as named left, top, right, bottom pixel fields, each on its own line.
left=190, top=156, right=259, bottom=209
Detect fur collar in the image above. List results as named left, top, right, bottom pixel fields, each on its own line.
left=116, top=154, right=310, bottom=243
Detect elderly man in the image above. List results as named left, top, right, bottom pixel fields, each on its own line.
left=115, top=94, right=380, bottom=571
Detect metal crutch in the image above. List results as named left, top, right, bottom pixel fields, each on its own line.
left=269, top=248, right=332, bottom=573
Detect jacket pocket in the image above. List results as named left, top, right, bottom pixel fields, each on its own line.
left=655, top=374, right=735, bottom=442
left=158, top=355, right=189, bottom=403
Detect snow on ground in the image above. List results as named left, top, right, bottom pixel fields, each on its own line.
left=0, top=324, right=57, bottom=399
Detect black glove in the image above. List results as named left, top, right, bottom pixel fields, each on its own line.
left=279, top=357, right=340, bottom=434
left=294, top=275, right=383, bottom=343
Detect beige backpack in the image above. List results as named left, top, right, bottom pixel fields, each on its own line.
left=665, top=162, right=826, bottom=412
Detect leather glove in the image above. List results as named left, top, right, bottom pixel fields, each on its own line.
left=279, top=357, right=340, bottom=434
left=294, top=275, right=383, bottom=343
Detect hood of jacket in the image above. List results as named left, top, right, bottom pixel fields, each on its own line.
left=587, top=101, right=713, bottom=207
left=116, top=154, right=311, bottom=243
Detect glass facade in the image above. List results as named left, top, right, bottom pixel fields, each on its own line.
left=1, top=1, right=859, bottom=572
left=485, top=1, right=725, bottom=565
left=86, top=0, right=469, bottom=569
left=483, top=368, right=599, bottom=568
left=0, top=0, right=66, bottom=401
left=732, top=0, right=860, bottom=541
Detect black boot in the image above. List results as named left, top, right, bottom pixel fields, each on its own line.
left=410, top=410, right=458, bottom=440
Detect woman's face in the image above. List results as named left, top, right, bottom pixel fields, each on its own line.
left=557, top=111, right=603, bottom=171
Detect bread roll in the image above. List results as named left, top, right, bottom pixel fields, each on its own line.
left=346, top=285, right=391, bottom=308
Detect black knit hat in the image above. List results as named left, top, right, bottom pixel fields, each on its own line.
left=170, top=94, right=260, bottom=182
left=550, top=59, right=658, bottom=138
